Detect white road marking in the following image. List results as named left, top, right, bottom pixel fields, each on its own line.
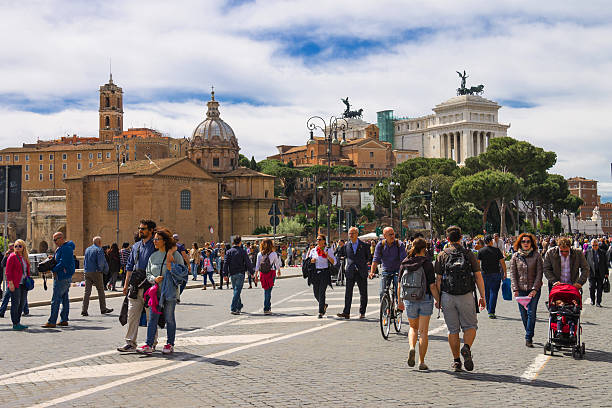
left=28, top=309, right=379, bottom=408
left=0, top=360, right=174, bottom=386
left=520, top=354, right=551, bottom=381
left=289, top=296, right=378, bottom=303
left=173, top=333, right=281, bottom=346
left=272, top=304, right=345, bottom=313
left=232, top=315, right=323, bottom=325
left=428, top=324, right=447, bottom=335
left=1, top=288, right=309, bottom=382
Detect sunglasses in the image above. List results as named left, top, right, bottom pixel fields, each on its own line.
left=15, top=245, right=22, bottom=248
left=521, top=240, right=531, bottom=244
left=53, top=237, right=61, bottom=242
left=317, top=238, right=325, bottom=241
left=138, top=227, right=148, bottom=231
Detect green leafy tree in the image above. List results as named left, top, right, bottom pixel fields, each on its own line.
left=239, top=154, right=250, bottom=168
left=359, top=204, right=376, bottom=222
left=253, top=225, right=270, bottom=235
left=250, top=156, right=260, bottom=171
left=276, top=217, right=305, bottom=236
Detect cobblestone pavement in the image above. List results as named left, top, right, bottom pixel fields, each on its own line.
left=1, top=274, right=611, bottom=407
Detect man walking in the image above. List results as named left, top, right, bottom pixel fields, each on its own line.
left=477, top=235, right=507, bottom=319
left=117, top=220, right=157, bottom=352
left=369, top=227, right=407, bottom=301
left=337, top=227, right=371, bottom=319
left=82, top=236, right=113, bottom=316
left=42, top=232, right=76, bottom=328
left=543, top=237, right=589, bottom=291
left=585, top=239, right=608, bottom=307
left=224, top=236, right=253, bottom=315
left=435, top=226, right=486, bottom=372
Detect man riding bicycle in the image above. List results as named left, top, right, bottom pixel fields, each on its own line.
left=369, top=227, right=407, bottom=301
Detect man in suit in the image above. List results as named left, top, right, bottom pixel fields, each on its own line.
left=337, top=227, right=371, bottom=319
left=585, top=239, right=609, bottom=306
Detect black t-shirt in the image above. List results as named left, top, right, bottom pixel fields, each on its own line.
left=477, top=246, right=503, bottom=274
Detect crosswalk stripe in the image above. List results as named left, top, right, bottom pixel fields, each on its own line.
left=232, top=315, right=323, bottom=325
left=272, top=304, right=344, bottom=313
left=174, top=333, right=281, bottom=346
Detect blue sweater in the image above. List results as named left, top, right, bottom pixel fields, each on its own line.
left=52, top=241, right=76, bottom=280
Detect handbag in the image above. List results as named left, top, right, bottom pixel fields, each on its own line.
left=603, top=277, right=610, bottom=293
left=501, top=278, right=512, bottom=301
left=24, top=276, right=35, bottom=291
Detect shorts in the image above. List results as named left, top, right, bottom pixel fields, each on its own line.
left=441, top=292, right=478, bottom=335
left=403, top=295, right=434, bottom=319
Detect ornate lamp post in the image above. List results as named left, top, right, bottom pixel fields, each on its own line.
left=379, top=180, right=400, bottom=231
left=307, top=116, right=348, bottom=243
left=115, top=140, right=128, bottom=245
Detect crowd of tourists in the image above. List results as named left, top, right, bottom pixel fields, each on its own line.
left=1, top=220, right=609, bottom=372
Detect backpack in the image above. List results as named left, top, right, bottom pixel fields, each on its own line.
left=440, top=248, right=475, bottom=295
left=260, top=254, right=272, bottom=274
left=400, top=264, right=428, bottom=301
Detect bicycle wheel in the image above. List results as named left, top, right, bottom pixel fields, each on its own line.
left=394, top=296, right=403, bottom=333
left=380, top=294, right=391, bottom=340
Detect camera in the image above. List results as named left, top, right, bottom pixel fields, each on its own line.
left=37, top=257, right=57, bottom=273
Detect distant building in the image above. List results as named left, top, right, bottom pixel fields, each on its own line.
left=567, top=176, right=612, bottom=234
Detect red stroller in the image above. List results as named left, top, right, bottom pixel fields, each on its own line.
left=544, top=284, right=585, bottom=359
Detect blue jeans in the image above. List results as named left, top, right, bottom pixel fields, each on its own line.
left=48, top=278, right=71, bottom=324
left=380, top=271, right=398, bottom=301
left=190, top=262, right=198, bottom=280
left=0, top=287, right=29, bottom=315
left=264, top=287, right=273, bottom=311
left=147, top=299, right=177, bottom=346
left=204, top=271, right=215, bottom=286
left=10, top=285, right=27, bottom=325
left=230, top=273, right=245, bottom=312
left=482, top=273, right=502, bottom=314
left=517, top=289, right=541, bottom=341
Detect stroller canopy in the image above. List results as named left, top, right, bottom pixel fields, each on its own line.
left=549, top=283, right=582, bottom=305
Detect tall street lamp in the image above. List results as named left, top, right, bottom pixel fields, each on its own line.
left=307, top=115, right=348, bottom=243
left=379, top=180, right=399, bottom=231
left=115, top=141, right=128, bottom=245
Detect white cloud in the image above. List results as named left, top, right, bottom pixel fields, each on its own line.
left=1, top=0, right=612, bottom=199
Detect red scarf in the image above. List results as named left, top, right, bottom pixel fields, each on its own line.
left=316, top=246, right=327, bottom=258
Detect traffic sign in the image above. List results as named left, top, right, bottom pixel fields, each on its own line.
left=270, top=216, right=280, bottom=226
left=268, top=202, right=281, bottom=216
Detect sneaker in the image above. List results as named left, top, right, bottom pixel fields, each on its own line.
left=407, top=349, right=416, bottom=367
left=162, top=344, right=174, bottom=354
left=137, top=345, right=153, bottom=355
left=12, top=324, right=27, bottom=331
left=452, top=361, right=463, bottom=372
left=461, top=345, right=474, bottom=371
left=488, top=313, right=496, bottom=319
left=117, top=343, right=137, bottom=352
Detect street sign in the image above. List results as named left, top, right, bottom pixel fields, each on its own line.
left=0, top=166, right=22, bottom=212
left=270, top=216, right=280, bottom=226
left=268, top=202, right=281, bottom=216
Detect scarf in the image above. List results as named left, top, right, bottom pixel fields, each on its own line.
left=518, top=248, right=533, bottom=257
left=316, top=246, right=328, bottom=258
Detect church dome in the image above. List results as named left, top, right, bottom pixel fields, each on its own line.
left=191, top=90, right=236, bottom=142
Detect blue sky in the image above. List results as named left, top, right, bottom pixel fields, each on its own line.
left=1, top=0, right=612, bottom=196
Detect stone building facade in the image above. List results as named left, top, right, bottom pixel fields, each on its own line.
left=567, top=176, right=612, bottom=234
left=99, top=74, right=123, bottom=141
left=26, top=196, right=66, bottom=253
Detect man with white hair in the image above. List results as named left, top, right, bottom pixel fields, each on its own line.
left=585, top=238, right=609, bottom=307
left=82, top=236, right=113, bottom=316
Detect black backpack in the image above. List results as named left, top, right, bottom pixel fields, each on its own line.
left=440, top=248, right=475, bottom=295
left=260, top=254, right=272, bottom=273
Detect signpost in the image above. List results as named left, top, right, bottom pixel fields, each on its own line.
left=269, top=202, right=282, bottom=241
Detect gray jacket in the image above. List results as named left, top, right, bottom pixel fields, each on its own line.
left=510, top=251, right=543, bottom=292
left=543, top=247, right=589, bottom=286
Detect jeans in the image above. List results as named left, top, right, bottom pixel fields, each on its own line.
left=147, top=299, right=176, bottom=346
left=204, top=271, right=215, bottom=286
left=9, top=285, right=27, bottom=325
left=264, top=288, right=272, bottom=311
left=230, top=273, right=245, bottom=312
left=482, top=273, right=502, bottom=314
left=379, top=271, right=399, bottom=301
left=517, top=289, right=541, bottom=341
left=190, top=262, right=198, bottom=280
left=0, top=287, right=29, bottom=316
left=48, top=278, right=71, bottom=324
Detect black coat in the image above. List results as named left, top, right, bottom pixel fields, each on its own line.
left=586, top=248, right=608, bottom=279
left=344, top=239, right=371, bottom=279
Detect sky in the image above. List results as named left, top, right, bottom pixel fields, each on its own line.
left=1, top=0, right=612, bottom=200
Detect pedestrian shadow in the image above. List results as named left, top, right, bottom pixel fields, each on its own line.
left=580, top=348, right=612, bottom=363
left=177, top=303, right=213, bottom=307
left=494, top=315, right=547, bottom=323
left=143, top=351, right=240, bottom=367
left=59, top=325, right=110, bottom=331
left=438, top=370, right=575, bottom=388
left=0, top=327, right=62, bottom=333
left=176, top=326, right=201, bottom=332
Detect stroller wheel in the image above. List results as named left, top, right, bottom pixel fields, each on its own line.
left=544, top=342, right=551, bottom=354
left=549, top=345, right=554, bottom=356
left=571, top=347, right=577, bottom=359
left=581, top=343, right=586, bottom=355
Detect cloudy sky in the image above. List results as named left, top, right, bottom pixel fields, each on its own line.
left=1, top=1, right=612, bottom=199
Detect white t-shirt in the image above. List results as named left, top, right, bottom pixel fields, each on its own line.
left=308, top=247, right=336, bottom=269
left=255, top=251, right=282, bottom=272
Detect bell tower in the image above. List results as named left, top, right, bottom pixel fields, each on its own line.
left=99, top=73, right=124, bottom=141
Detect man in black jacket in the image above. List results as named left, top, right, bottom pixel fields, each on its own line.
left=337, top=227, right=371, bottom=319
left=224, top=236, right=254, bottom=315
left=585, top=239, right=609, bottom=307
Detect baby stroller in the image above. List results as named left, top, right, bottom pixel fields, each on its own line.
left=544, top=283, right=585, bottom=359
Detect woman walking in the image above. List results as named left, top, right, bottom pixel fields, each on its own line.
left=6, top=239, right=31, bottom=331
left=398, top=238, right=440, bottom=370
left=107, top=243, right=121, bottom=291
left=201, top=249, right=216, bottom=290
left=189, top=242, right=201, bottom=281
left=510, top=233, right=544, bottom=348
left=255, top=239, right=281, bottom=314
left=137, top=228, right=186, bottom=355
left=308, top=234, right=336, bottom=318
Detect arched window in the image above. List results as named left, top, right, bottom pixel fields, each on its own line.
left=180, top=190, right=191, bottom=210
left=107, top=190, right=118, bottom=210
left=105, top=96, right=110, bottom=107
left=105, top=116, right=110, bottom=127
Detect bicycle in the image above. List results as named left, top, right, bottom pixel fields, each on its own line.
left=380, top=274, right=402, bottom=339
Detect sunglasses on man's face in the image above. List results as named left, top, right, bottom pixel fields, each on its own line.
left=53, top=238, right=61, bottom=242
left=138, top=227, right=148, bottom=231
